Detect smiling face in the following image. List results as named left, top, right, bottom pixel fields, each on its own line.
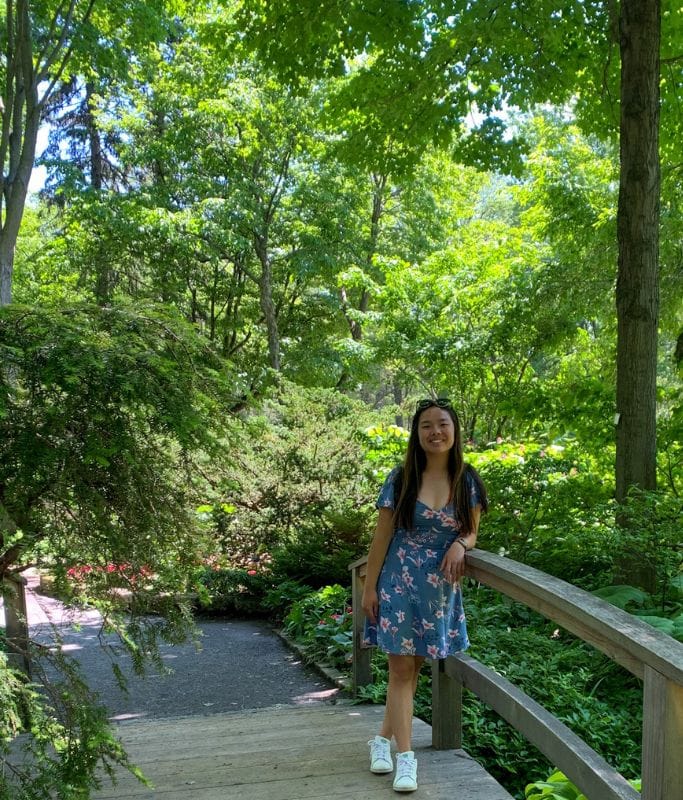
left=416, top=405, right=456, bottom=456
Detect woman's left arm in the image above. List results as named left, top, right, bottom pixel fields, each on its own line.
left=440, top=505, right=481, bottom=583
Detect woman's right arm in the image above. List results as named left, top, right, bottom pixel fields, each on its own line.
left=361, top=507, right=395, bottom=623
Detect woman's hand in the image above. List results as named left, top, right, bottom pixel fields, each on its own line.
left=440, top=541, right=466, bottom=584
left=361, top=587, right=379, bottom=623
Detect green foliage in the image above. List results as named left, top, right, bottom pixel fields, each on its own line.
left=262, top=580, right=314, bottom=620
left=269, top=530, right=360, bottom=589
left=525, top=769, right=641, bottom=800
left=213, top=383, right=379, bottom=584
left=464, top=588, right=642, bottom=788
left=193, top=567, right=275, bottom=617
left=0, top=303, right=236, bottom=580
left=593, top=582, right=683, bottom=642
left=471, top=441, right=615, bottom=587
left=0, top=302, right=238, bottom=795
left=358, top=423, right=409, bottom=478
left=281, top=584, right=353, bottom=671
left=611, top=488, right=683, bottom=608
left=0, top=649, right=147, bottom=800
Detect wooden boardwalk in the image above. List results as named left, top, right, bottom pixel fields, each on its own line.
left=94, top=703, right=514, bottom=799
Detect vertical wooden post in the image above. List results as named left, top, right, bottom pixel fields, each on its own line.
left=2, top=575, right=31, bottom=675
left=351, top=563, right=372, bottom=695
left=431, top=657, right=462, bottom=750
left=642, top=665, right=683, bottom=800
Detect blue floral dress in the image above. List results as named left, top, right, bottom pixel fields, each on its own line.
left=363, top=467, right=483, bottom=659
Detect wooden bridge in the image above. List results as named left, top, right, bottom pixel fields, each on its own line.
left=92, top=703, right=514, bottom=799
left=4, top=550, right=683, bottom=799
left=350, top=550, right=683, bottom=800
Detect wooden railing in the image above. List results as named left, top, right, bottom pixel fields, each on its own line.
left=350, top=550, right=683, bottom=800
left=1, top=574, right=31, bottom=675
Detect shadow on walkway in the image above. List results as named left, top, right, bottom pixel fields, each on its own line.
left=1, top=571, right=340, bottom=721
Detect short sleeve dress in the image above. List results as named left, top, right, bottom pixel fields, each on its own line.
left=362, top=466, right=483, bottom=659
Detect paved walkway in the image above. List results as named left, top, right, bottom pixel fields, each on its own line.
left=1, top=572, right=339, bottom=720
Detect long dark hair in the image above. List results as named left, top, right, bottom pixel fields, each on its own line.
left=393, top=403, right=488, bottom=533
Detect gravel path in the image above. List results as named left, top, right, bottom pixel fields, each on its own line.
left=2, top=573, right=340, bottom=721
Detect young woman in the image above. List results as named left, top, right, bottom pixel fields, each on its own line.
left=361, top=399, right=487, bottom=792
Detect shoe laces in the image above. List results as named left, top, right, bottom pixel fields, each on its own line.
left=396, top=754, right=415, bottom=779
left=370, top=738, right=389, bottom=757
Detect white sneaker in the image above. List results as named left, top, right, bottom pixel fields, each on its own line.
left=393, top=751, right=417, bottom=792
left=368, top=735, right=393, bottom=774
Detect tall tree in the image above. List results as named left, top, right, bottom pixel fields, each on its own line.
left=615, top=0, right=660, bottom=501
left=238, top=0, right=677, bottom=500
left=0, top=0, right=183, bottom=306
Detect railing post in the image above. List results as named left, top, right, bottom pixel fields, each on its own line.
left=431, top=656, right=462, bottom=750
left=2, top=574, right=31, bottom=676
left=351, top=563, right=372, bottom=695
left=642, top=665, right=683, bottom=800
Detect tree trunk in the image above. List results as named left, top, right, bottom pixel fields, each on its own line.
left=615, top=0, right=660, bottom=502
left=86, top=83, right=103, bottom=190
left=254, top=235, right=281, bottom=371
left=614, top=0, right=660, bottom=592
left=0, top=0, right=41, bottom=306
left=342, top=173, right=387, bottom=341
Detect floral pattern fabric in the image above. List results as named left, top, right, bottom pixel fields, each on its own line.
left=363, top=467, right=482, bottom=658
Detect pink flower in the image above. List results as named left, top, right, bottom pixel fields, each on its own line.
left=247, top=569, right=257, bottom=576
left=380, top=588, right=391, bottom=601
left=421, top=618, right=435, bottom=630
left=397, top=547, right=406, bottom=564
left=396, top=610, right=405, bottom=623
left=427, top=644, right=440, bottom=658
left=401, top=567, right=415, bottom=588
left=435, top=609, right=444, bottom=619
left=380, top=616, right=391, bottom=632
left=427, top=572, right=440, bottom=588
left=400, top=637, right=415, bottom=654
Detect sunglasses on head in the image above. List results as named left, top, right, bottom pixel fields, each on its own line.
left=415, top=398, right=452, bottom=412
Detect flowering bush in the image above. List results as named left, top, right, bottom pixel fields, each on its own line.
left=282, top=584, right=353, bottom=671
left=192, top=567, right=275, bottom=617
left=66, top=563, right=153, bottom=585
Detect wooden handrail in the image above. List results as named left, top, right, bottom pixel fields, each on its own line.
left=1, top=574, right=31, bottom=675
left=350, top=550, right=683, bottom=800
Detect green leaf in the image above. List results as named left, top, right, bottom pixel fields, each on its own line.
left=634, top=615, right=675, bottom=635
left=592, top=585, right=650, bottom=610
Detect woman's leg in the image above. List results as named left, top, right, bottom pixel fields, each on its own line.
left=379, top=655, right=424, bottom=752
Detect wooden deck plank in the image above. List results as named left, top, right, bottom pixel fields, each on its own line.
left=94, top=704, right=514, bottom=800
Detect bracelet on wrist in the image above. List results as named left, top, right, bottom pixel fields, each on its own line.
left=454, top=538, right=468, bottom=553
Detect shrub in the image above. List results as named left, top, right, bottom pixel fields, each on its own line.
left=211, top=383, right=380, bottom=585
left=471, top=441, right=616, bottom=588
left=281, top=584, right=353, bottom=671
left=525, top=769, right=641, bottom=799
left=193, top=567, right=275, bottom=617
